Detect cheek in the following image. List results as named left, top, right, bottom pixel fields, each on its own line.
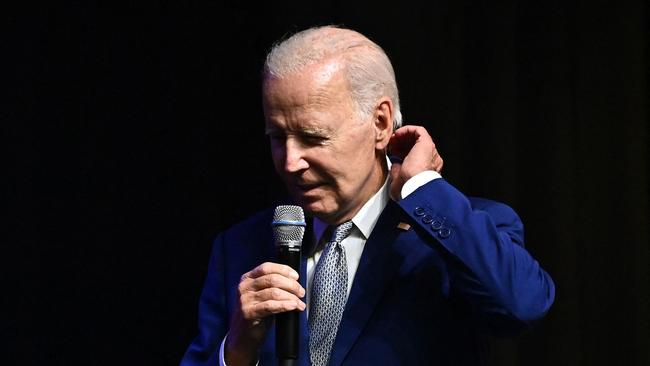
left=323, top=141, right=372, bottom=182
left=347, top=139, right=376, bottom=169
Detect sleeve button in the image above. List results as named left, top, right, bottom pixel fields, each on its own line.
left=414, top=207, right=425, bottom=216
left=438, top=228, right=451, bottom=238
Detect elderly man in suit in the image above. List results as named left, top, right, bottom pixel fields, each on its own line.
left=181, top=26, right=555, bottom=366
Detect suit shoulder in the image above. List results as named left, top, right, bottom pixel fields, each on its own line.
left=220, top=207, right=275, bottom=241
left=209, top=208, right=276, bottom=268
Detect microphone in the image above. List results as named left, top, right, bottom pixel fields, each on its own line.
left=272, top=205, right=306, bottom=366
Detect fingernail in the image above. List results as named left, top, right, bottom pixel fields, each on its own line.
left=389, top=155, right=403, bottom=164
left=298, top=301, right=306, bottom=311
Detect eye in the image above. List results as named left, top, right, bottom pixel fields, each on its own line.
left=301, top=134, right=327, bottom=145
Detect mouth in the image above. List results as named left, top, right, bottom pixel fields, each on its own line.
left=295, top=182, right=323, bottom=192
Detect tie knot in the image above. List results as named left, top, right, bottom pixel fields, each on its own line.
left=331, top=220, right=354, bottom=243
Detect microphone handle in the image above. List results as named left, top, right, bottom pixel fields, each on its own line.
left=276, top=244, right=301, bottom=362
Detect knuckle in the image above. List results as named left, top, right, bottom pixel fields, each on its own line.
left=241, top=305, right=254, bottom=319
left=267, top=273, right=281, bottom=287
left=258, top=263, right=268, bottom=273
left=237, top=281, right=246, bottom=293
left=261, top=302, right=273, bottom=313
left=261, top=276, right=272, bottom=288
left=271, top=288, right=283, bottom=299
left=240, top=295, right=254, bottom=309
left=238, top=279, right=252, bottom=294
left=259, top=262, right=274, bottom=273
left=240, top=291, right=253, bottom=302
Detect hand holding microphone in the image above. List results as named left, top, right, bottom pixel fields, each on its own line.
left=225, top=206, right=306, bottom=366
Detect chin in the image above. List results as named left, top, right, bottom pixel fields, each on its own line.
left=288, top=187, right=338, bottom=218
left=300, top=202, right=327, bottom=217
left=299, top=200, right=336, bottom=220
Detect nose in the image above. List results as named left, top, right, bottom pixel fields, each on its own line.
left=285, top=138, right=309, bottom=172
left=275, top=137, right=309, bottom=173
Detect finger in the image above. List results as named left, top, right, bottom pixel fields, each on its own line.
left=243, top=299, right=306, bottom=319
left=388, top=126, right=418, bottom=157
left=388, top=128, right=418, bottom=158
left=243, top=262, right=299, bottom=281
left=392, top=125, right=430, bottom=141
left=245, top=287, right=305, bottom=304
left=389, top=126, right=432, bottom=159
left=393, top=125, right=427, bottom=138
left=243, top=273, right=305, bottom=297
left=432, top=154, right=444, bottom=173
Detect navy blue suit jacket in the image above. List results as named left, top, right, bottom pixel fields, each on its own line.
left=181, top=179, right=555, bottom=365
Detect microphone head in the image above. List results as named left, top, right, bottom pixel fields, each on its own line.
left=272, top=205, right=306, bottom=246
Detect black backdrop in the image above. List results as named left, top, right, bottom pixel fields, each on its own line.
left=6, top=2, right=649, bottom=365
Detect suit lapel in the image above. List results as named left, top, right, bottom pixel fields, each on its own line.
left=328, top=202, right=405, bottom=366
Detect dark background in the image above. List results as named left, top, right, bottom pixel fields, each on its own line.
left=5, top=1, right=648, bottom=365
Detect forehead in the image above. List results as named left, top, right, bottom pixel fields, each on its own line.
left=263, top=60, right=351, bottom=113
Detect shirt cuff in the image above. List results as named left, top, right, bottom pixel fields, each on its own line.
left=219, top=334, right=260, bottom=366
left=400, top=170, right=442, bottom=199
left=219, top=335, right=227, bottom=366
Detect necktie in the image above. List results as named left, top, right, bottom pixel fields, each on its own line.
left=309, top=220, right=354, bottom=366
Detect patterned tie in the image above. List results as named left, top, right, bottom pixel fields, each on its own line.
left=309, top=220, right=354, bottom=366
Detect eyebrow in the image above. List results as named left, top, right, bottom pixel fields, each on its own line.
left=301, top=126, right=331, bottom=136
left=264, top=125, right=331, bottom=136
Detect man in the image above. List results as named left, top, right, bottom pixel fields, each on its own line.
left=181, top=26, right=554, bottom=366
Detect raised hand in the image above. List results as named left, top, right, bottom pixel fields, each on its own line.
left=388, top=125, right=443, bottom=200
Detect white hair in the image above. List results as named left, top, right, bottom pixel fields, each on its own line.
left=263, top=26, right=403, bottom=130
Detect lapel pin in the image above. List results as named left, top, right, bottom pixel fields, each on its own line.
left=397, top=222, right=411, bottom=231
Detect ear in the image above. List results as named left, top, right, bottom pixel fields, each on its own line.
left=373, top=97, right=393, bottom=150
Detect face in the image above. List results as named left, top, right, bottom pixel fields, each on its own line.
left=263, top=61, right=388, bottom=224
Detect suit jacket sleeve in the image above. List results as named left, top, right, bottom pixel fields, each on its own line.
left=398, top=178, right=555, bottom=335
left=180, top=234, right=229, bottom=366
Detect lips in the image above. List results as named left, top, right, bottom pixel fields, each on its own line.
left=295, top=182, right=323, bottom=192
